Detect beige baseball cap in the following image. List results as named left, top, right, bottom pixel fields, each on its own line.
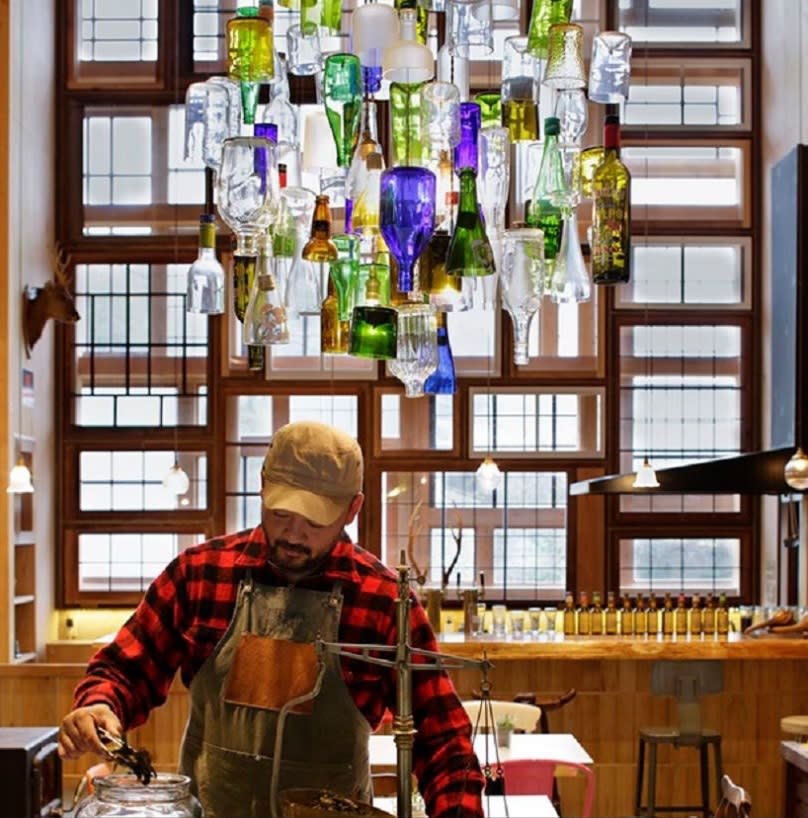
left=261, top=421, right=363, bottom=526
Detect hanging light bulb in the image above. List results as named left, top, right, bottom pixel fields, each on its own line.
left=784, top=447, right=808, bottom=490
left=633, top=457, right=660, bottom=489
left=163, top=462, right=190, bottom=496
left=476, top=455, right=503, bottom=492
left=7, top=458, right=33, bottom=494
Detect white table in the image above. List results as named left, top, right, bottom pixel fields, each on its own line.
left=369, top=732, right=593, bottom=767
left=373, top=794, right=558, bottom=817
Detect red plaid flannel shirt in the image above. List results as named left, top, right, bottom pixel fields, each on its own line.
left=74, top=525, right=484, bottom=818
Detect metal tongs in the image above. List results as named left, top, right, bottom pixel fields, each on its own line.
left=97, top=726, right=157, bottom=785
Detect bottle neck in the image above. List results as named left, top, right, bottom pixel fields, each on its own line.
left=604, top=122, right=620, bottom=152
left=361, top=99, right=380, bottom=143
left=457, top=168, right=479, bottom=211
left=198, top=221, right=216, bottom=249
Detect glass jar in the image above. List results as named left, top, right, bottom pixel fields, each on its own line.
left=74, top=774, right=201, bottom=817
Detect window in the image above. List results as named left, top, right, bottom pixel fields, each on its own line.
left=56, top=0, right=760, bottom=606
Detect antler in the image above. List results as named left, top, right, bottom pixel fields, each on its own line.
left=406, top=499, right=428, bottom=586
left=441, top=503, right=463, bottom=591
left=50, top=242, right=72, bottom=287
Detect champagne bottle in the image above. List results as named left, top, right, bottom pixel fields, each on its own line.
left=591, top=114, right=631, bottom=284
left=675, top=593, right=688, bottom=636
left=445, top=167, right=496, bottom=278
left=562, top=590, right=576, bottom=635
left=577, top=591, right=591, bottom=635
left=605, top=591, right=619, bottom=635
left=662, top=592, right=675, bottom=635
left=590, top=591, right=604, bottom=635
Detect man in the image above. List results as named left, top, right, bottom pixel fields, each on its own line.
left=59, top=420, right=484, bottom=818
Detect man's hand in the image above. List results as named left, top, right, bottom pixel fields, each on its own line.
left=58, top=703, right=122, bottom=760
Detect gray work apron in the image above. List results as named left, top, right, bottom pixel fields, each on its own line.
left=178, top=575, right=371, bottom=818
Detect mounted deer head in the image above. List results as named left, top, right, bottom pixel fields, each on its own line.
left=22, top=243, right=81, bottom=357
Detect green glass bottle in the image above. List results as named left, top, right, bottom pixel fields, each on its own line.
left=390, top=82, right=427, bottom=167
left=331, top=234, right=360, bottom=321
left=475, top=92, right=502, bottom=129
left=445, top=168, right=496, bottom=277
left=226, top=6, right=273, bottom=125
left=526, top=0, right=573, bottom=59
left=526, top=117, right=566, bottom=283
left=591, top=114, right=631, bottom=284
left=349, top=268, right=397, bottom=359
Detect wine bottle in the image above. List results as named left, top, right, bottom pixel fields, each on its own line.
left=591, top=114, right=631, bottom=284
left=186, top=214, right=225, bottom=315
left=445, top=167, right=496, bottom=277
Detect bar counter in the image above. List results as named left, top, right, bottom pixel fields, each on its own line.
left=436, top=630, right=808, bottom=660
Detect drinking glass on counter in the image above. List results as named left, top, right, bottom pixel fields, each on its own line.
left=528, top=607, right=542, bottom=637
left=492, top=604, right=508, bottom=638
left=511, top=611, right=525, bottom=639
left=544, top=606, right=558, bottom=636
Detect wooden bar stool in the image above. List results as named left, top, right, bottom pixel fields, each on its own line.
left=635, top=661, right=724, bottom=818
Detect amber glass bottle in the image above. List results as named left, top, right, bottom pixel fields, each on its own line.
left=716, top=593, right=730, bottom=635
left=590, top=592, right=604, bottom=635
left=621, top=593, right=634, bottom=636
left=562, top=591, right=576, bottom=635
left=703, top=592, right=716, bottom=635
left=605, top=591, right=618, bottom=635
left=577, top=591, right=591, bottom=636
left=635, top=595, right=647, bottom=636
left=647, top=595, right=660, bottom=636
left=302, top=195, right=338, bottom=263
left=675, top=593, right=688, bottom=636
left=690, top=593, right=703, bottom=635
left=662, top=592, right=675, bottom=635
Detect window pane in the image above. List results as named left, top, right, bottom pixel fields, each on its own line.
left=382, top=470, right=567, bottom=600
left=72, top=263, right=208, bottom=427
left=619, top=324, right=742, bottom=514
left=617, top=239, right=748, bottom=307
left=618, top=537, right=741, bottom=596
left=80, top=450, right=207, bottom=510
left=470, top=389, right=603, bottom=457
left=617, top=1, right=745, bottom=46
left=83, top=106, right=205, bottom=235
left=78, top=531, right=204, bottom=592
left=378, top=393, right=453, bottom=451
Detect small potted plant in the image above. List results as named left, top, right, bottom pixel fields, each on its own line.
left=496, top=714, right=515, bottom=748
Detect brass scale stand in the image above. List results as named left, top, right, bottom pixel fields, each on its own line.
left=270, top=549, right=496, bottom=818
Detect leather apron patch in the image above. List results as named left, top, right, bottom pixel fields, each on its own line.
left=223, top=632, right=319, bottom=713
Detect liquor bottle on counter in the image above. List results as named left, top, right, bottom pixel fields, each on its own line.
left=647, top=595, right=660, bottom=636
left=591, top=113, right=631, bottom=284
left=703, top=592, right=716, bottom=635
left=577, top=591, right=591, bottom=635
left=635, top=594, right=647, bottom=636
left=662, top=592, right=675, bottom=636
left=562, top=591, right=576, bottom=635
left=690, top=593, right=703, bottom=635
left=605, top=591, right=619, bottom=635
left=675, top=593, right=688, bottom=636
left=621, top=593, right=634, bottom=636
left=590, top=592, right=604, bottom=635
left=716, top=593, right=730, bottom=635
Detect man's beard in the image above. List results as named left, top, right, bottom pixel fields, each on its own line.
left=267, top=538, right=330, bottom=579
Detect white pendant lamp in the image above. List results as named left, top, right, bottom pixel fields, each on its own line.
left=163, top=462, right=190, bottom=496
left=784, top=446, right=808, bottom=490
left=476, top=455, right=503, bottom=492
left=352, top=3, right=399, bottom=70
left=633, top=457, right=660, bottom=489
left=7, top=459, right=33, bottom=494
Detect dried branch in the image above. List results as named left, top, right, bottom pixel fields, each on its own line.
left=406, top=499, right=427, bottom=586
left=442, top=503, right=463, bottom=591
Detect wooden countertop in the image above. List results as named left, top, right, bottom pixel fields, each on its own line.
left=782, top=740, right=808, bottom=774
left=435, top=632, right=808, bottom=659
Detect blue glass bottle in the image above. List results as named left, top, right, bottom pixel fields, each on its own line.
left=424, top=311, right=457, bottom=394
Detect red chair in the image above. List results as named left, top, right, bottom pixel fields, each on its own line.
left=500, top=758, right=595, bottom=818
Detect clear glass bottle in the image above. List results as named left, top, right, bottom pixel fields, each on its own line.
left=74, top=774, right=201, bottom=817
left=186, top=214, right=225, bottom=315
left=244, top=244, right=290, bottom=346
left=591, top=114, right=631, bottom=284
left=346, top=98, right=385, bottom=235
